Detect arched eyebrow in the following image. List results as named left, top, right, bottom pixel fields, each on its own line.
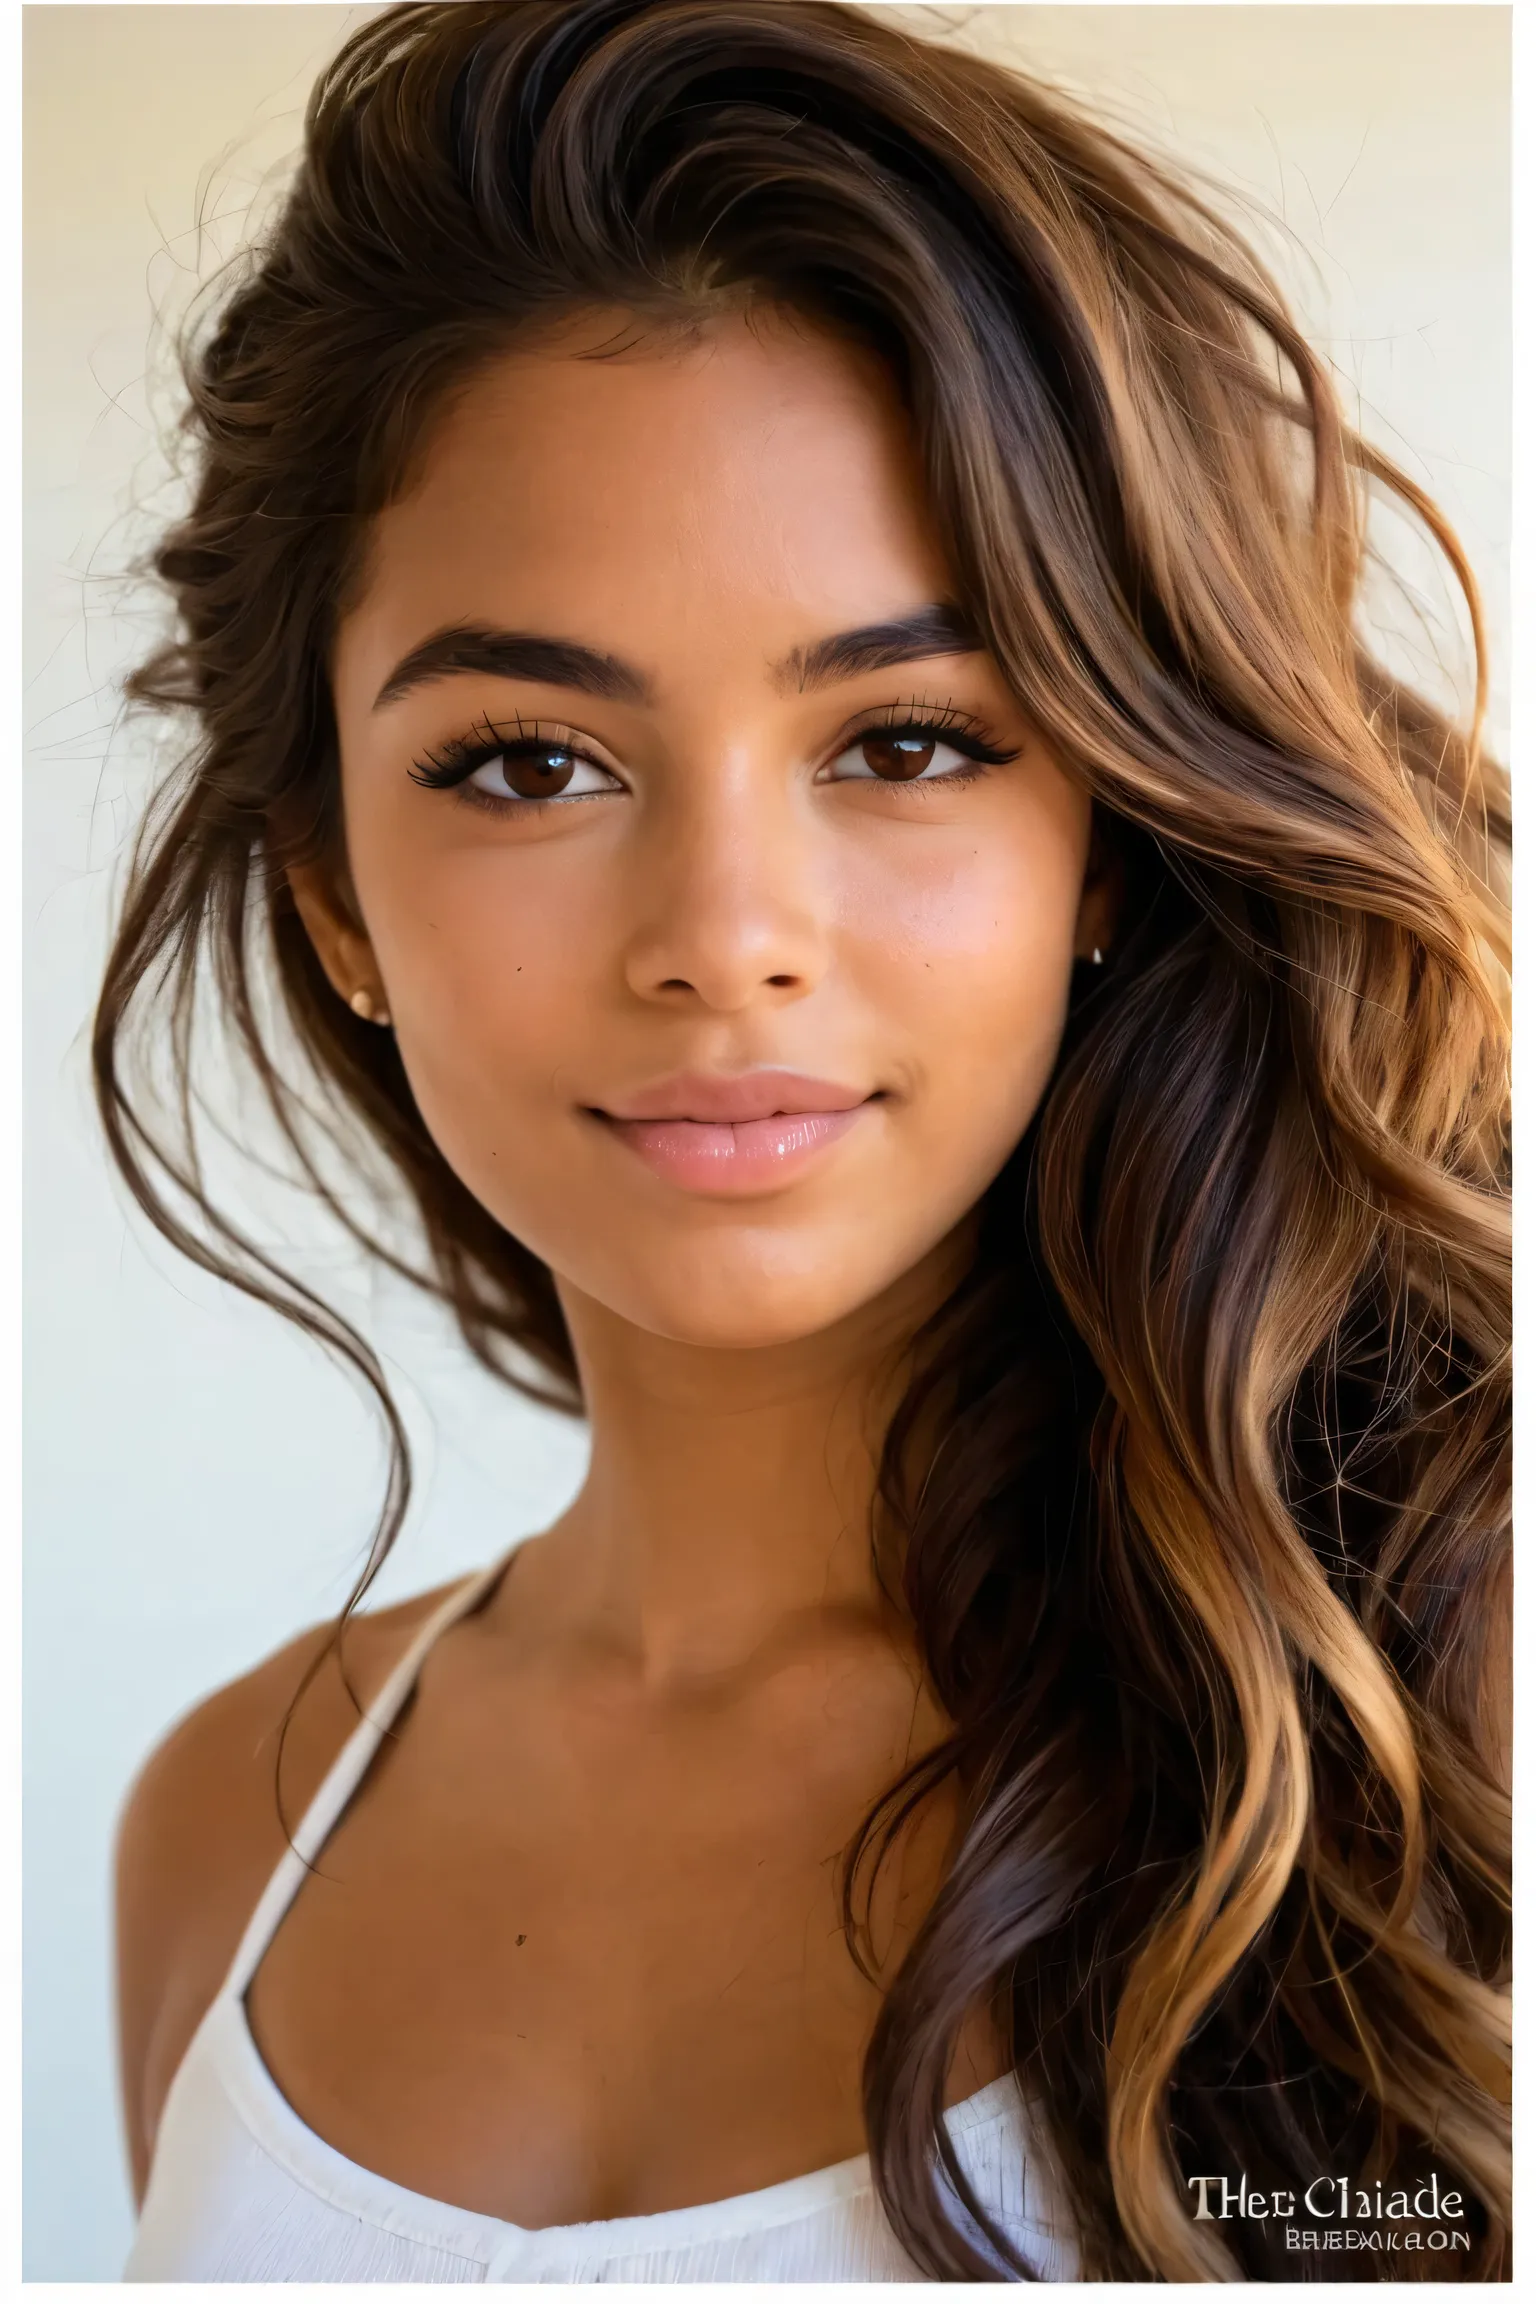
left=772, top=603, right=980, bottom=693
left=372, top=627, right=645, bottom=710
left=371, top=603, right=981, bottom=711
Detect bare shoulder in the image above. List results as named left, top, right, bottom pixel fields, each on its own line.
left=113, top=1576, right=465, bottom=2205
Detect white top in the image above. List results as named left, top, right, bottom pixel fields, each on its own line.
left=125, top=1553, right=1078, bottom=2282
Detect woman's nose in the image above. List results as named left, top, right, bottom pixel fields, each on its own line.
left=619, top=765, right=831, bottom=1013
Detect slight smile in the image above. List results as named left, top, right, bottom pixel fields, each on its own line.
left=587, top=1071, right=880, bottom=1196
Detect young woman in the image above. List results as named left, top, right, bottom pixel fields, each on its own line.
left=99, top=0, right=1511, bottom=2282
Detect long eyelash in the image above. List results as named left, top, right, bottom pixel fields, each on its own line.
left=848, top=695, right=1021, bottom=767
left=406, top=698, right=1020, bottom=795
left=407, top=712, right=581, bottom=789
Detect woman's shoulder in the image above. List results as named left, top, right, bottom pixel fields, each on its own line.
left=113, top=1575, right=466, bottom=2200
left=116, top=1577, right=460, bottom=1914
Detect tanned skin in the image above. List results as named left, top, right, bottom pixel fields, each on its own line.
left=116, top=307, right=1119, bottom=2228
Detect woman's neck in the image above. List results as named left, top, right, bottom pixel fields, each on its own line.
left=511, top=1234, right=970, bottom=1686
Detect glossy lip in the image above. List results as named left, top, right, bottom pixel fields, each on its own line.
left=598, top=1070, right=870, bottom=1123
left=588, top=1071, right=879, bottom=1197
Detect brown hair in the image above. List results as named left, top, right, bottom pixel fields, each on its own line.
left=95, top=0, right=1510, bottom=2277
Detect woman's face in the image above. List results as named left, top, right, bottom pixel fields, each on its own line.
left=317, top=308, right=1111, bottom=1350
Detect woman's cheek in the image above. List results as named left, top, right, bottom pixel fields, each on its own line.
left=368, top=833, right=605, bottom=1049
left=836, top=822, right=1082, bottom=1090
left=365, top=852, right=613, bottom=1205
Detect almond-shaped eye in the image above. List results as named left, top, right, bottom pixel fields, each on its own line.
left=824, top=732, right=976, bottom=784
left=469, top=745, right=621, bottom=802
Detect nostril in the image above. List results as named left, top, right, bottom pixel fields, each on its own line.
left=766, top=974, right=798, bottom=989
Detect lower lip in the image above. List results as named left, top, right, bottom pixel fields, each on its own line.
left=597, top=1106, right=869, bottom=1195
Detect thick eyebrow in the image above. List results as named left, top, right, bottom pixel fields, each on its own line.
left=772, top=603, right=981, bottom=693
left=373, top=625, right=650, bottom=710
left=372, top=601, right=981, bottom=713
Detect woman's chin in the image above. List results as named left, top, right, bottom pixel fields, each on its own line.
left=602, top=1286, right=878, bottom=1355
left=552, top=1254, right=920, bottom=1356
left=545, top=1219, right=979, bottom=1358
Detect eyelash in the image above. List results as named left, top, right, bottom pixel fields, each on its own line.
left=406, top=713, right=591, bottom=797
left=842, top=698, right=1020, bottom=787
left=405, top=699, right=1019, bottom=811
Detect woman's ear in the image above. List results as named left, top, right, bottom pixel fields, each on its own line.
left=287, top=855, right=391, bottom=1023
left=1073, top=811, right=1126, bottom=965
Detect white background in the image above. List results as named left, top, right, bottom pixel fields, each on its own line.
left=23, top=3, right=1511, bottom=2278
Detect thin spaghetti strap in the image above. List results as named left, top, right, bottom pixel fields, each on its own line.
left=219, top=1546, right=520, bottom=2003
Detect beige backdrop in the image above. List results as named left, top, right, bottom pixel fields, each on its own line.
left=24, top=3, right=1510, bottom=2279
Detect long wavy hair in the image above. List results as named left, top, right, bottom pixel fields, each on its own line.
left=94, top=0, right=1511, bottom=2279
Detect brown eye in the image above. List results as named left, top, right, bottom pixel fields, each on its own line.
left=822, top=730, right=979, bottom=786
left=466, top=746, right=619, bottom=802
left=861, top=734, right=937, bottom=781
left=500, top=746, right=576, bottom=797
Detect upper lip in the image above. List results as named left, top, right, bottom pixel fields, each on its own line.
left=595, top=1071, right=873, bottom=1124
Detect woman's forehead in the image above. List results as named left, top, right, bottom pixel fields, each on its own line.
left=336, top=310, right=956, bottom=700
left=388, top=310, right=925, bottom=534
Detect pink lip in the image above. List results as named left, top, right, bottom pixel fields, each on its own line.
left=590, top=1071, right=875, bottom=1195
left=602, top=1071, right=869, bottom=1123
